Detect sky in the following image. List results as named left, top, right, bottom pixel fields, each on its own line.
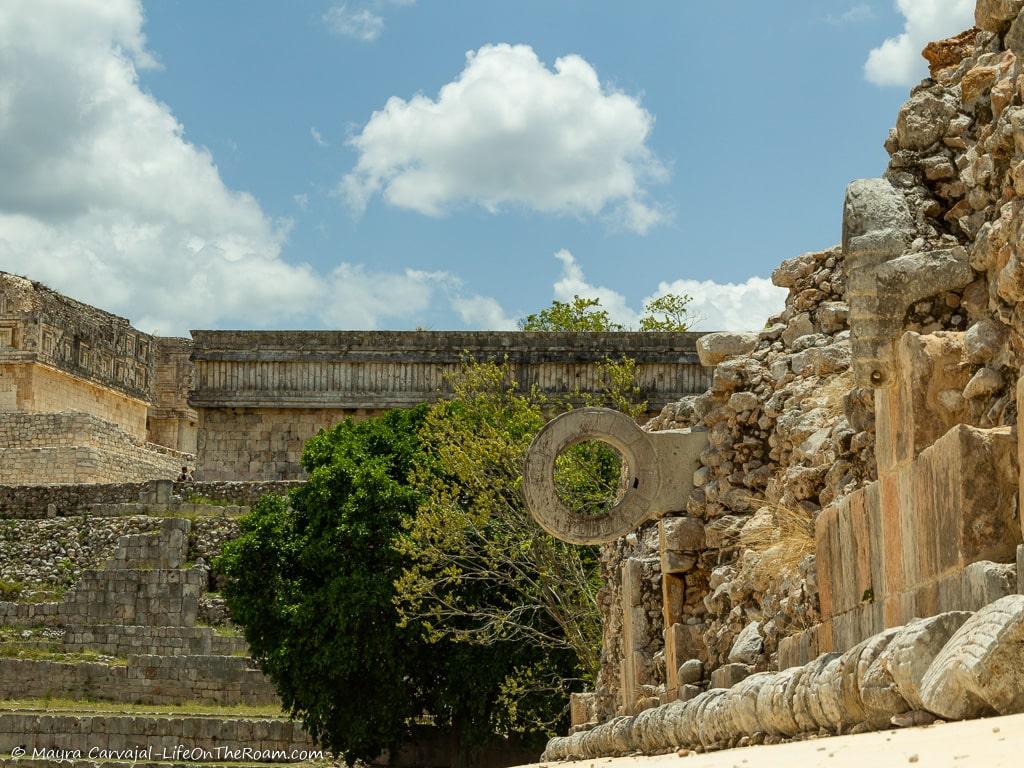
left=0, top=0, right=976, bottom=336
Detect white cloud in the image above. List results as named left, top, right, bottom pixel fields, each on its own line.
left=342, top=44, right=667, bottom=234
left=547, top=250, right=787, bottom=332
left=322, top=4, right=384, bottom=42
left=0, top=0, right=509, bottom=335
left=293, top=193, right=310, bottom=210
left=865, top=0, right=974, bottom=86
left=827, top=4, right=876, bottom=25
left=450, top=294, right=517, bottom=331
left=310, top=127, right=329, bottom=147
left=645, top=277, right=787, bottom=332
left=320, top=265, right=454, bottom=328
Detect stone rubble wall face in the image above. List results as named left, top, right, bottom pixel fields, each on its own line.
left=586, top=0, right=1024, bottom=727
left=0, top=479, right=299, bottom=518
left=0, top=712, right=315, bottom=758
left=0, top=412, right=191, bottom=485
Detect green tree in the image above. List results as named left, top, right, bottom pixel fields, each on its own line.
left=216, top=407, right=547, bottom=763
left=519, top=295, right=625, bottom=331
left=520, top=293, right=693, bottom=332
left=639, top=293, right=693, bottom=331
left=396, top=357, right=645, bottom=733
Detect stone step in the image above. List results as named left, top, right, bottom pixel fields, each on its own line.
left=85, top=503, right=248, bottom=519
left=0, top=712, right=318, bottom=764
left=0, top=654, right=279, bottom=707
left=63, top=625, right=248, bottom=658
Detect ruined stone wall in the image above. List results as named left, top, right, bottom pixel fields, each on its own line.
left=580, top=0, right=1024, bottom=728
left=148, top=336, right=198, bottom=454
left=0, top=412, right=187, bottom=484
left=0, top=479, right=300, bottom=518
left=190, top=330, right=712, bottom=481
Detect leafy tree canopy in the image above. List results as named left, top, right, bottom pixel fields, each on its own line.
left=217, top=407, right=549, bottom=763
left=519, top=293, right=693, bottom=332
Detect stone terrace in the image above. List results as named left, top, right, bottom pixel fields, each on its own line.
left=0, top=487, right=320, bottom=765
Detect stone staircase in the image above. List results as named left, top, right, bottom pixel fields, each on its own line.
left=0, top=501, right=324, bottom=765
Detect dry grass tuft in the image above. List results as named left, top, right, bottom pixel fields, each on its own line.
left=739, top=499, right=815, bottom=580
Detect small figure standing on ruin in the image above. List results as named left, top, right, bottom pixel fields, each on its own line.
left=176, top=466, right=193, bottom=482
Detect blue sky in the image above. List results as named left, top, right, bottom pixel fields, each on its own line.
left=0, top=0, right=975, bottom=335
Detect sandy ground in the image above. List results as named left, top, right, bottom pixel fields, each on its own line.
left=518, top=711, right=1024, bottom=768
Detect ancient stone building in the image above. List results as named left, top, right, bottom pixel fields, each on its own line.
left=189, top=330, right=711, bottom=480
left=0, top=273, right=713, bottom=486
left=0, top=273, right=195, bottom=483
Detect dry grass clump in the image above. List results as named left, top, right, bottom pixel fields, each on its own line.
left=739, top=499, right=815, bottom=580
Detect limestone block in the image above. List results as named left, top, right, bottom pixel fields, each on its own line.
left=1018, top=545, right=1024, bottom=594
left=920, top=595, right=1024, bottom=718
left=896, top=92, right=958, bottom=150
left=728, top=621, right=762, bottom=664
left=710, top=662, right=752, bottom=689
left=695, top=332, right=757, bottom=367
left=678, top=658, right=703, bottom=685
left=976, top=0, right=1024, bottom=31
left=659, top=516, right=705, bottom=552
left=856, top=627, right=908, bottom=727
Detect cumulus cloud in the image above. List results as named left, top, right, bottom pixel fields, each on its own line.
left=548, top=250, right=787, bottom=332
left=0, top=0, right=512, bottom=335
left=322, top=4, right=384, bottom=42
left=342, top=44, right=667, bottom=234
left=865, top=0, right=974, bottom=86
left=646, top=277, right=788, bottom=332
left=450, top=295, right=518, bottom=331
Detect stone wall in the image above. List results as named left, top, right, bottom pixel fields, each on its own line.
left=0, top=713, right=317, bottom=760
left=571, top=0, right=1024, bottom=737
left=0, top=412, right=187, bottom=484
left=0, top=362, right=150, bottom=440
left=0, top=654, right=279, bottom=707
left=148, top=336, right=197, bottom=454
left=0, top=478, right=299, bottom=518
left=190, top=330, right=713, bottom=480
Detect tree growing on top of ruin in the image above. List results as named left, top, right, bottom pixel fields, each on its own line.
left=519, top=292, right=693, bottom=332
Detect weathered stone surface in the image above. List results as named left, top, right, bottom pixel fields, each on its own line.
left=660, top=516, right=705, bottom=552
left=710, top=662, right=753, bottom=689
left=678, top=658, right=704, bottom=685
left=896, top=93, right=957, bottom=150
left=881, top=612, right=972, bottom=711
left=696, top=332, right=758, bottom=367
left=920, top=595, right=1024, bottom=718
left=923, top=28, right=976, bottom=76
left=976, top=0, right=1024, bottom=31
left=728, top=621, right=763, bottom=664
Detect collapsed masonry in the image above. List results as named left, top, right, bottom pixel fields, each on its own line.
left=550, top=0, right=1024, bottom=756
